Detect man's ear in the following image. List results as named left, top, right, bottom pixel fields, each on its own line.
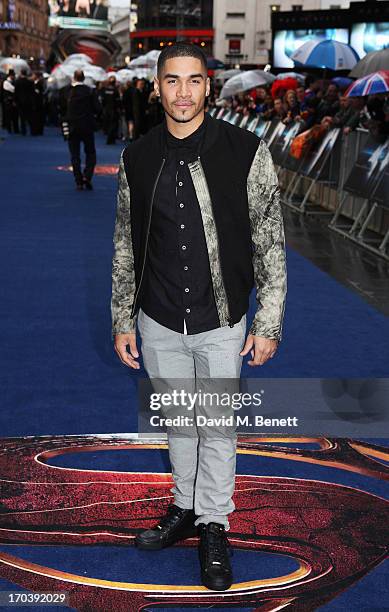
left=206, top=76, right=210, bottom=97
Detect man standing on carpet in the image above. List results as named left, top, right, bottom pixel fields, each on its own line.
left=111, top=43, right=287, bottom=591
left=66, top=70, right=100, bottom=190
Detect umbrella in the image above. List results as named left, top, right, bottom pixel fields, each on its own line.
left=344, top=70, right=389, bottom=97
left=0, top=57, right=30, bottom=75
left=129, top=50, right=161, bottom=68
left=49, top=62, right=107, bottom=88
left=292, top=39, right=360, bottom=71
left=82, top=65, right=107, bottom=82
left=349, top=48, right=389, bottom=79
left=216, top=69, right=242, bottom=81
left=115, top=68, right=136, bottom=84
left=62, top=53, right=93, bottom=66
left=207, top=57, right=225, bottom=70
left=276, top=72, right=305, bottom=83
left=220, top=70, right=275, bottom=99
left=331, top=76, right=353, bottom=90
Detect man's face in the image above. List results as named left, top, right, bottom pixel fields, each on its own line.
left=256, top=87, right=266, bottom=100
left=154, top=56, right=210, bottom=124
left=274, top=98, right=283, bottom=112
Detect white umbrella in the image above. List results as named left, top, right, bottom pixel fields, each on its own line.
left=129, top=50, right=161, bottom=68
left=0, top=57, right=30, bottom=75
left=220, top=69, right=275, bottom=98
left=276, top=72, right=305, bottom=82
left=49, top=65, right=71, bottom=89
left=82, top=65, right=107, bottom=82
left=62, top=53, right=93, bottom=66
left=115, top=68, right=136, bottom=84
left=49, top=62, right=106, bottom=88
left=216, top=69, right=242, bottom=81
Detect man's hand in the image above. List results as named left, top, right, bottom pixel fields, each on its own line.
left=114, top=333, right=140, bottom=369
left=240, top=335, right=278, bottom=366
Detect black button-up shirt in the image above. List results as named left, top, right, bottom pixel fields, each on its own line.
left=139, top=115, right=220, bottom=335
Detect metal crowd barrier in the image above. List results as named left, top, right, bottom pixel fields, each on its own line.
left=209, top=107, right=389, bottom=261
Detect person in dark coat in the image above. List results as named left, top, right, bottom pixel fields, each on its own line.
left=131, top=77, right=148, bottom=140
left=101, top=75, right=121, bottom=144
left=30, top=73, right=45, bottom=135
left=2, top=69, right=19, bottom=133
left=15, top=69, right=34, bottom=135
left=65, top=69, right=101, bottom=190
left=122, top=80, right=135, bottom=141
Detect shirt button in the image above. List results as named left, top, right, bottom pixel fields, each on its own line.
left=179, top=203, right=184, bottom=208
left=184, top=266, right=188, bottom=270
left=186, top=308, right=191, bottom=313
left=185, top=287, right=190, bottom=293
left=179, top=160, right=184, bottom=165
left=178, top=181, right=183, bottom=186
left=180, top=224, right=185, bottom=229
left=182, top=245, right=187, bottom=250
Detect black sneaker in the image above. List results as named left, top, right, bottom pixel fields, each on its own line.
left=198, top=522, right=233, bottom=591
left=134, top=503, right=197, bottom=550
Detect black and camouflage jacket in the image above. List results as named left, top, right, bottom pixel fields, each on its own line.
left=111, top=112, right=287, bottom=341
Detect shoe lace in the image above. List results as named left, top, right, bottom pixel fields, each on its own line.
left=206, top=526, right=230, bottom=565
left=156, top=504, right=184, bottom=532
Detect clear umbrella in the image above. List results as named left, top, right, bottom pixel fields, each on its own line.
left=0, top=57, right=30, bottom=75
left=82, top=65, right=107, bottom=82
left=349, top=48, right=389, bottom=79
left=129, top=50, right=161, bottom=68
left=115, top=68, right=136, bottom=84
left=219, top=70, right=275, bottom=99
left=276, top=72, right=305, bottom=82
left=216, top=69, right=242, bottom=81
left=62, top=54, right=93, bottom=66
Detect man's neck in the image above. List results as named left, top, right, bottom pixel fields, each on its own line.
left=165, top=110, right=205, bottom=139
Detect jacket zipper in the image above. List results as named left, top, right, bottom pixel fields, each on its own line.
left=197, top=155, right=234, bottom=328
left=130, top=157, right=166, bottom=318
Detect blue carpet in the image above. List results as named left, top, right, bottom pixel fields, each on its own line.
left=0, top=128, right=388, bottom=436
left=0, top=128, right=388, bottom=611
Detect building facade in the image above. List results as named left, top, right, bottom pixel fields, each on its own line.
left=213, top=0, right=350, bottom=67
left=0, top=0, right=51, bottom=62
left=111, top=13, right=130, bottom=64
left=131, top=0, right=213, bottom=57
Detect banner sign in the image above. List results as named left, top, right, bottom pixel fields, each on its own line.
left=344, top=136, right=389, bottom=207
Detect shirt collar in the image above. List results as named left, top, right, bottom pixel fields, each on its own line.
left=164, top=114, right=206, bottom=151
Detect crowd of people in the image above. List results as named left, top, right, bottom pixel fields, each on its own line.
left=0, top=68, right=164, bottom=144
left=208, top=75, right=389, bottom=142
left=1, top=69, right=46, bottom=135
left=1, top=67, right=388, bottom=144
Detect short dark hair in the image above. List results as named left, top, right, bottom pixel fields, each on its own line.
left=73, top=69, right=85, bottom=82
left=157, top=43, right=207, bottom=76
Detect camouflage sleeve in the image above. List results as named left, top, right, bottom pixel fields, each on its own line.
left=111, top=149, right=137, bottom=337
left=246, top=139, right=287, bottom=342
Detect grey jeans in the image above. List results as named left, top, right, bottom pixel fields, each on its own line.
left=137, top=308, right=246, bottom=531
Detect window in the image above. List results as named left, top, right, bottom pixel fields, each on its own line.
left=292, top=4, right=303, bottom=10
left=226, top=12, right=245, bottom=18
left=228, top=39, right=241, bottom=54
